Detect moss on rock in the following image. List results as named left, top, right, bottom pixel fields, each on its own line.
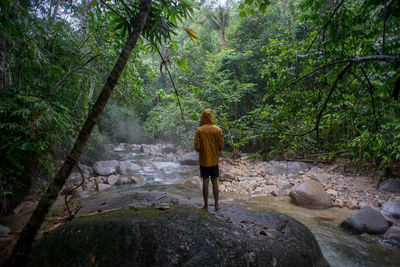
left=27, top=206, right=329, bottom=267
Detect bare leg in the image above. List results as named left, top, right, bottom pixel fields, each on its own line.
left=211, top=178, right=220, bottom=210
left=202, top=178, right=209, bottom=211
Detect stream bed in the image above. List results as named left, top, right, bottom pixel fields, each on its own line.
left=102, top=147, right=400, bottom=267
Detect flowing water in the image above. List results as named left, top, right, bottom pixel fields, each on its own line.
left=113, top=147, right=400, bottom=267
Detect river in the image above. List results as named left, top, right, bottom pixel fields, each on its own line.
left=111, top=146, right=400, bottom=267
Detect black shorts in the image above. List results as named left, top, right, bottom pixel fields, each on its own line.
left=200, top=165, right=219, bottom=179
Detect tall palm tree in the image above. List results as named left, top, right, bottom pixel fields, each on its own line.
left=205, top=5, right=230, bottom=49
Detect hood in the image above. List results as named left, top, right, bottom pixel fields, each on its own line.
left=200, top=109, right=214, bottom=126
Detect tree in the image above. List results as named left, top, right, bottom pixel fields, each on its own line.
left=6, top=0, right=150, bottom=261
left=204, top=4, right=230, bottom=49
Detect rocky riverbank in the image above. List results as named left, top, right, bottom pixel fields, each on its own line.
left=216, top=158, right=400, bottom=210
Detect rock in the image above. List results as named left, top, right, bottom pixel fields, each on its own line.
left=0, top=224, right=11, bottom=236
left=117, top=176, right=131, bottom=185
left=107, top=175, right=120, bottom=186
left=93, top=160, right=119, bottom=176
left=340, top=207, right=389, bottom=234
left=383, top=226, right=400, bottom=247
left=131, top=177, right=145, bottom=186
left=28, top=206, right=329, bottom=267
left=310, top=167, right=324, bottom=173
left=358, top=202, right=368, bottom=209
left=271, top=187, right=286, bottom=197
left=178, top=152, right=198, bottom=165
left=68, top=172, right=85, bottom=185
left=326, top=189, right=338, bottom=197
left=97, top=183, right=112, bottom=192
left=220, top=172, right=235, bottom=182
left=378, top=178, right=400, bottom=193
left=289, top=180, right=333, bottom=209
left=334, top=199, right=345, bottom=208
left=162, top=144, right=177, bottom=154
left=119, top=161, right=141, bottom=175
left=380, top=201, right=400, bottom=226
left=96, top=176, right=107, bottom=183
left=312, top=173, right=330, bottom=185
left=278, top=182, right=292, bottom=190
left=264, top=185, right=278, bottom=193
left=347, top=200, right=358, bottom=210
left=72, top=191, right=91, bottom=199
left=268, top=161, right=309, bottom=176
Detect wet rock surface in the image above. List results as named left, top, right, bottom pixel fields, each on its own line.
left=289, top=180, right=333, bottom=209
left=28, top=205, right=329, bottom=267
left=378, top=178, right=400, bottom=193
left=380, top=201, right=400, bottom=226
left=178, top=151, right=198, bottom=165
left=341, top=207, right=389, bottom=234
left=93, top=160, right=119, bottom=176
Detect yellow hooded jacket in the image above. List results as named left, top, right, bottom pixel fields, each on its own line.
left=194, top=110, right=224, bottom=167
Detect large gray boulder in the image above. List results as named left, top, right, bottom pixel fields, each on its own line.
left=178, top=152, right=198, bottom=165
left=380, top=201, right=400, bottom=226
left=119, top=161, right=141, bottom=175
left=289, top=180, right=333, bottom=209
left=93, top=160, right=119, bottom=176
left=268, top=161, right=308, bottom=176
left=340, top=207, right=389, bottom=234
left=28, top=206, right=329, bottom=267
left=378, top=178, right=400, bottom=193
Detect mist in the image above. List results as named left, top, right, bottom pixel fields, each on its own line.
left=97, top=103, right=151, bottom=145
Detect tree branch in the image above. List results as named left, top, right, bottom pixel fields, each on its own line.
left=100, top=0, right=130, bottom=26
left=315, top=62, right=352, bottom=139
left=120, top=0, right=135, bottom=16
left=288, top=62, right=353, bottom=138
left=49, top=54, right=100, bottom=97
left=258, top=55, right=400, bottom=116
left=360, top=67, right=379, bottom=131
left=154, top=44, right=185, bottom=120
left=305, top=0, right=346, bottom=54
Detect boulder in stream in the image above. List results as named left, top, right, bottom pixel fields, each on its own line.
left=289, top=180, right=333, bottom=209
left=119, top=161, right=141, bottom=175
left=93, top=160, right=119, bottom=176
left=378, top=178, right=400, bottom=193
left=178, top=152, right=198, bottom=165
left=380, top=201, right=400, bottom=226
left=28, top=206, right=329, bottom=267
left=340, top=207, right=389, bottom=234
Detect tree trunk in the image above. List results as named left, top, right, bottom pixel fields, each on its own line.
left=51, top=0, right=60, bottom=21
left=221, top=28, right=228, bottom=49
left=0, top=40, right=7, bottom=92
left=5, top=0, right=152, bottom=266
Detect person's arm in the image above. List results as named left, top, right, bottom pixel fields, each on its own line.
left=194, top=129, right=201, bottom=152
left=218, top=129, right=224, bottom=151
